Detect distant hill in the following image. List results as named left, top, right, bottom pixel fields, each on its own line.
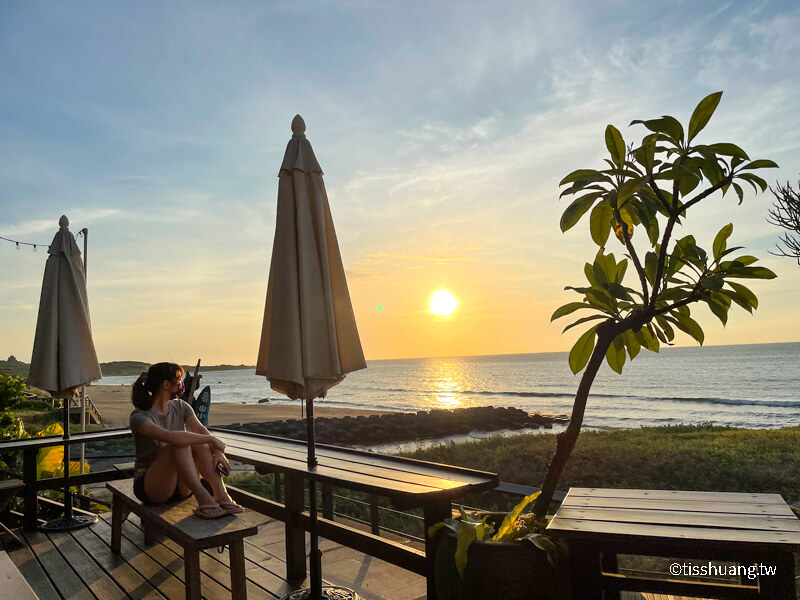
left=0, top=356, right=29, bottom=377
left=1, top=356, right=254, bottom=378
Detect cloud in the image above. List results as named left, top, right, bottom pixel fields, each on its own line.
left=3, top=208, right=121, bottom=236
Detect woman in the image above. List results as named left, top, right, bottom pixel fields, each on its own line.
left=129, top=362, right=243, bottom=518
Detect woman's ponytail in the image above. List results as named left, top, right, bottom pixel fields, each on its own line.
left=131, top=371, right=153, bottom=410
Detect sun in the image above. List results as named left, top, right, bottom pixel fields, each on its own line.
left=429, top=290, right=458, bottom=316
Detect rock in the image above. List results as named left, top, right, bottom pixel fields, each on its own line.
left=219, top=406, right=567, bottom=447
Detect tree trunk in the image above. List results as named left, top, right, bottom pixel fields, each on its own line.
left=532, top=324, right=617, bottom=518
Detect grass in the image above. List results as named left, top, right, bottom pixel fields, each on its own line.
left=399, top=424, right=800, bottom=505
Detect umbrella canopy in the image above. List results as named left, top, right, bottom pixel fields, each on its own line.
left=257, top=115, right=366, bottom=600
left=257, top=114, right=366, bottom=398
left=28, top=216, right=101, bottom=397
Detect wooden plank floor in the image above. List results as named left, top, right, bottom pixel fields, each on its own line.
left=0, top=511, right=708, bottom=600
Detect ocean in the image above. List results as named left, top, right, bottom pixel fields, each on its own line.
left=98, top=342, right=800, bottom=431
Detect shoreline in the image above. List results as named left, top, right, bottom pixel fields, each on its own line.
left=88, top=384, right=392, bottom=428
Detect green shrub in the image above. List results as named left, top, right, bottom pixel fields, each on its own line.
left=0, top=375, right=26, bottom=411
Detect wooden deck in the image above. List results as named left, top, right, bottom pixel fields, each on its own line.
left=0, top=510, right=711, bottom=600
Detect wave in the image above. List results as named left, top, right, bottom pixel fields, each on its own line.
left=361, top=386, right=800, bottom=408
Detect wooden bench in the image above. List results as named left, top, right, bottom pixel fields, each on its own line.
left=106, top=479, right=267, bottom=600
left=0, top=550, right=39, bottom=600
left=547, top=487, right=800, bottom=599
left=211, top=427, right=500, bottom=600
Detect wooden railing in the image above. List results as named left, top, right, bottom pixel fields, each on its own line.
left=0, top=429, right=134, bottom=531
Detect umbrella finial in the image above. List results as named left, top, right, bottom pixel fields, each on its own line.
left=291, top=114, right=306, bottom=134
left=59, top=215, right=70, bottom=229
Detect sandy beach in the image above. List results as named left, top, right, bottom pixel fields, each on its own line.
left=87, top=384, right=388, bottom=429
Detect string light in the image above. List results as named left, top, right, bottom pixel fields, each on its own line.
left=1, top=234, right=51, bottom=252
left=2, top=226, right=86, bottom=255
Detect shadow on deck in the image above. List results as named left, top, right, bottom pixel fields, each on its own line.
left=1, top=511, right=708, bottom=600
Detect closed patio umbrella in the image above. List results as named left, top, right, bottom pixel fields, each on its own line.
left=257, top=115, right=366, bottom=600
left=28, top=215, right=102, bottom=531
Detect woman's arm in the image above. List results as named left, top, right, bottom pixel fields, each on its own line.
left=184, top=410, right=231, bottom=462
left=136, top=420, right=217, bottom=447
left=185, top=411, right=212, bottom=437
left=184, top=412, right=230, bottom=470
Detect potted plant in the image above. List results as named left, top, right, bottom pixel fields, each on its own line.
left=428, top=492, right=570, bottom=600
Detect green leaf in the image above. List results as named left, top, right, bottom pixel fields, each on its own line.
left=590, top=203, right=613, bottom=246
left=592, top=261, right=608, bottom=285
left=635, top=325, right=660, bottom=352
left=713, top=223, right=733, bottom=260
left=454, top=520, right=476, bottom=577
left=631, top=117, right=684, bottom=145
left=727, top=281, right=758, bottom=310
left=563, top=314, right=608, bottom=333
left=687, top=91, right=722, bottom=143
left=606, top=282, right=633, bottom=300
left=569, top=326, right=598, bottom=374
left=633, top=135, right=657, bottom=173
left=492, top=492, right=541, bottom=542
left=605, top=335, right=626, bottom=374
left=708, top=143, right=749, bottom=160
left=560, top=193, right=599, bottom=232
left=725, top=255, right=759, bottom=268
left=664, top=313, right=705, bottom=345
left=700, top=276, right=724, bottom=292
left=728, top=266, right=777, bottom=280
left=551, top=302, right=592, bottom=321
left=605, top=124, right=626, bottom=165
left=732, top=182, right=744, bottom=204
left=617, top=179, right=642, bottom=206
left=622, top=330, right=641, bottom=360
left=644, top=251, right=658, bottom=286
left=559, top=169, right=602, bottom=186
left=737, top=172, right=768, bottom=193
left=740, top=159, right=779, bottom=171
left=428, top=522, right=445, bottom=539
left=705, top=292, right=731, bottom=325
left=585, top=288, right=617, bottom=312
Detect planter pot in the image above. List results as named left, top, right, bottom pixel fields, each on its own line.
left=434, top=528, right=570, bottom=600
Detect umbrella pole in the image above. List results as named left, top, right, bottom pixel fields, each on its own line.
left=40, top=393, right=97, bottom=532
left=306, top=399, right=323, bottom=599
left=63, top=394, right=73, bottom=522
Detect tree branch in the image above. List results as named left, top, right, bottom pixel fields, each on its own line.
left=681, top=174, right=734, bottom=212
left=651, top=293, right=702, bottom=317
left=613, top=204, right=649, bottom=304
left=648, top=178, right=674, bottom=217
left=649, top=215, right=677, bottom=306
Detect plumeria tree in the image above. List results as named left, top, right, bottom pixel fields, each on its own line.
left=532, top=92, right=778, bottom=518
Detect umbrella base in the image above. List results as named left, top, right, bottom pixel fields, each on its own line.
left=40, top=513, right=98, bottom=532
left=281, top=586, right=361, bottom=600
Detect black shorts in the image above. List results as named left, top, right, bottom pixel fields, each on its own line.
left=132, top=472, right=213, bottom=505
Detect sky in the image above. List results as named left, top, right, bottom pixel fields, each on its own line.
left=1, top=0, right=799, bottom=365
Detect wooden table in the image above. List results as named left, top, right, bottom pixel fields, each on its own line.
left=547, top=488, right=800, bottom=599
left=212, top=427, right=499, bottom=600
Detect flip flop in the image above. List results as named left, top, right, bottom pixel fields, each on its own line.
left=194, top=503, right=227, bottom=519
left=218, top=501, right=245, bottom=515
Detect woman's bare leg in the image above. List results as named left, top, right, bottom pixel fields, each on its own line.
left=144, top=444, right=217, bottom=506
left=191, top=443, right=233, bottom=504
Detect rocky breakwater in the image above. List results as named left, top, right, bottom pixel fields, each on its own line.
left=221, top=406, right=569, bottom=447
